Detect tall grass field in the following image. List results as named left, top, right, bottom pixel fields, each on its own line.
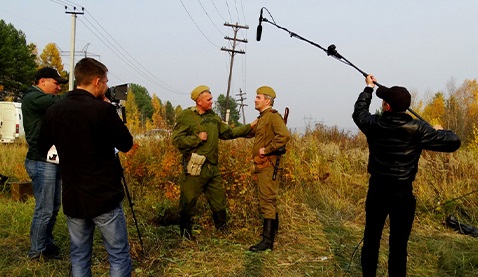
left=1, top=124, right=477, bottom=276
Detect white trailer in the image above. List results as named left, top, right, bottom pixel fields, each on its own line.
left=0, top=101, right=24, bottom=143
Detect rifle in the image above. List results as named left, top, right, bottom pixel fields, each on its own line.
left=271, top=107, right=289, bottom=181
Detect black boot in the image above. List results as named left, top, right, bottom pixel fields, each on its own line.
left=212, top=209, right=228, bottom=231
left=249, top=219, right=275, bottom=252
left=179, top=213, right=194, bottom=239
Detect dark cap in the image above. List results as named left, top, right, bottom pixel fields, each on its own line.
left=376, top=86, right=411, bottom=112
left=35, top=67, right=68, bottom=84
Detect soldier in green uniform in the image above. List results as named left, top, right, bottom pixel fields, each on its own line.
left=172, top=85, right=256, bottom=238
left=249, top=86, right=290, bottom=252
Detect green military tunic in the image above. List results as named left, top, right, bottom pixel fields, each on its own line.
left=172, top=107, right=253, bottom=215
left=251, top=107, right=290, bottom=219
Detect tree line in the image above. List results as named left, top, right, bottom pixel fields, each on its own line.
left=0, top=19, right=243, bottom=131
left=1, top=19, right=478, bottom=145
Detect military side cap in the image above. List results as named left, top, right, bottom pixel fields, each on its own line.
left=191, top=85, right=210, bottom=101
left=257, top=86, right=276, bottom=99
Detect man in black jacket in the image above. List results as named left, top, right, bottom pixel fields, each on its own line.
left=352, top=75, right=461, bottom=277
left=38, top=58, right=133, bottom=276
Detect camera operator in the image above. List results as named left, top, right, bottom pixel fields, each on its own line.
left=38, top=58, right=133, bottom=276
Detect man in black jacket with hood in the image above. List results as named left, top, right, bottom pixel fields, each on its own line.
left=353, top=75, right=461, bottom=277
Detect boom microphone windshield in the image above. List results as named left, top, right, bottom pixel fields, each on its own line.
left=256, top=8, right=263, bottom=41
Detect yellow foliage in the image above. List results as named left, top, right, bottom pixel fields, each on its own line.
left=467, top=124, right=478, bottom=155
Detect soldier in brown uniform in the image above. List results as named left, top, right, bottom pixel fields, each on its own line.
left=249, top=86, right=290, bottom=252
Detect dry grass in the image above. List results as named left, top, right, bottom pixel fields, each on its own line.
left=1, top=125, right=478, bottom=276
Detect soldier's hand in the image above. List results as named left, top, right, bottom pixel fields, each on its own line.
left=198, top=131, right=208, bottom=141
left=250, top=118, right=258, bottom=128
left=259, top=147, right=266, bottom=157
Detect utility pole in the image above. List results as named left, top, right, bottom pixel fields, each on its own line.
left=236, top=88, right=247, bottom=125
left=221, top=22, right=248, bottom=123
left=65, top=6, right=84, bottom=91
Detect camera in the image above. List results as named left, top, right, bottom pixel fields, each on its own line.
left=106, top=83, right=128, bottom=103
left=105, top=84, right=128, bottom=123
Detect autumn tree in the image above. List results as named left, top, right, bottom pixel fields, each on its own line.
left=446, top=79, right=478, bottom=143
left=422, top=92, right=446, bottom=127
left=151, top=95, right=165, bottom=129
left=0, top=20, right=37, bottom=96
left=38, top=43, right=69, bottom=92
left=124, top=89, right=141, bottom=134
left=38, top=43, right=64, bottom=72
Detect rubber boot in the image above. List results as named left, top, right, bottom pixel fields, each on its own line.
left=179, top=212, right=194, bottom=240
left=249, top=219, right=275, bottom=252
left=212, top=209, right=228, bottom=231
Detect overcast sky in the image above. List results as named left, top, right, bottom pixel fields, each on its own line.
left=2, top=1, right=478, bottom=133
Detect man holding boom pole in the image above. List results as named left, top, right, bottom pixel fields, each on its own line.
left=353, top=75, right=461, bottom=276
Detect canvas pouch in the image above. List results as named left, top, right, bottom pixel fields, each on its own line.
left=253, top=155, right=274, bottom=170
left=187, top=153, right=206, bottom=176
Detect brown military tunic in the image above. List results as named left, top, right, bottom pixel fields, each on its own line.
left=251, top=107, right=290, bottom=219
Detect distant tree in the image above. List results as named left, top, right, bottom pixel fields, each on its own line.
left=447, top=79, right=478, bottom=143
left=444, top=94, right=464, bottom=138
left=38, top=43, right=68, bottom=92
left=214, top=94, right=240, bottom=124
left=129, top=83, right=154, bottom=126
left=165, top=101, right=175, bottom=127
left=422, top=92, right=446, bottom=127
left=0, top=20, right=37, bottom=95
left=38, top=43, right=64, bottom=71
left=151, top=94, right=165, bottom=129
left=124, top=89, right=141, bottom=134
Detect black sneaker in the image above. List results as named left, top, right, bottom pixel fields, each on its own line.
left=43, top=244, right=61, bottom=259
left=27, top=252, right=42, bottom=260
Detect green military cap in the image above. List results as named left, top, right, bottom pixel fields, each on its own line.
left=257, top=86, right=276, bottom=99
left=191, top=85, right=210, bottom=101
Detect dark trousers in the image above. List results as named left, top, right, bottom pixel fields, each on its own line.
left=361, top=179, right=416, bottom=277
left=179, top=163, right=226, bottom=217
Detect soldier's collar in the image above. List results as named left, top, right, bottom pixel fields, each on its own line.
left=259, top=106, right=272, bottom=115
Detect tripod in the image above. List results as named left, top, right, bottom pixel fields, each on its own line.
left=116, top=155, right=144, bottom=253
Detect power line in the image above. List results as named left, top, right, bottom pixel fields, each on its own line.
left=225, top=1, right=233, bottom=24
left=81, top=10, right=185, bottom=94
left=197, top=0, right=226, bottom=37
left=50, top=0, right=186, bottom=95
left=179, top=0, right=221, bottom=48
left=210, top=0, right=227, bottom=22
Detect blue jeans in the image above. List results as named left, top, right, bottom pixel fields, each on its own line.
left=25, top=158, right=61, bottom=256
left=67, top=204, right=132, bottom=277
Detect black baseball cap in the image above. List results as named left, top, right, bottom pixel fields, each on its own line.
left=35, top=67, right=68, bottom=84
left=376, top=86, right=411, bottom=112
